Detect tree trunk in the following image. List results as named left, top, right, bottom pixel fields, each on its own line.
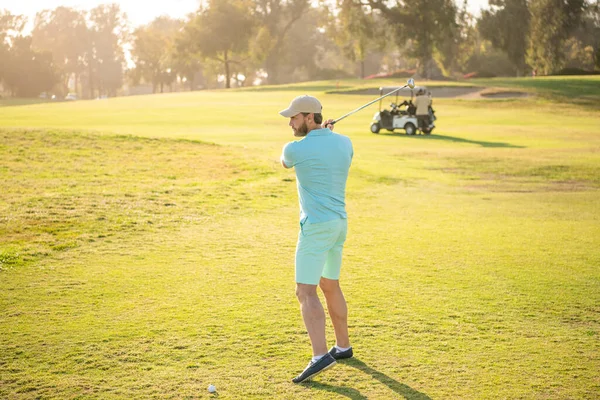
left=420, top=57, right=435, bottom=79
left=63, top=75, right=70, bottom=97
left=224, top=50, right=231, bottom=89
left=360, top=60, right=365, bottom=79
left=266, top=53, right=280, bottom=84
left=88, top=63, right=95, bottom=99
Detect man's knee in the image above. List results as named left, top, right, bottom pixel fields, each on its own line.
left=296, top=283, right=318, bottom=302
left=319, top=277, right=341, bottom=294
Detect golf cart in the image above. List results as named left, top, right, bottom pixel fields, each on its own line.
left=370, top=86, right=436, bottom=135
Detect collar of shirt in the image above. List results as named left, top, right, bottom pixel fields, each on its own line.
left=306, top=128, right=332, bottom=137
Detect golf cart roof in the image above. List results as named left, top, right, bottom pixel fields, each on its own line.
left=379, top=85, right=427, bottom=91
left=379, top=85, right=427, bottom=95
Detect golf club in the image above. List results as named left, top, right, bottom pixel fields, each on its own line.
left=331, top=78, right=415, bottom=125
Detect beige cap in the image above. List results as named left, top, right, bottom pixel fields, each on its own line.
left=279, top=95, right=322, bottom=117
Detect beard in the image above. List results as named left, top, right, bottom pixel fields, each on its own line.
left=293, top=121, right=309, bottom=137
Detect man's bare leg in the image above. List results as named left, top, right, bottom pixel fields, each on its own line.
left=319, top=277, right=350, bottom=348
left=296, top=283, right=328, bottom=356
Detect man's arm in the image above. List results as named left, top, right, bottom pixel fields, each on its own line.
left=281, top=143, right=294, bottom=169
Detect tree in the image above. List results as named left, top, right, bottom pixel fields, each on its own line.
left=563, top=36, right=595, bottom=69
left=478, top=0, right=530, bottom=76
left=271, top=6, right=351, bottom=82
left=186, top=0, right=256, bottom=88
left=0, top=10, right=27, bottom=44
left=593, top=0, right=600, bottom=69
left=88, top=4, right=128, bottom=97
left=0, top=11, right=57, bottom=97
left=3, top=36, right=57, bottom=97
left=31, top=7, right=89, bottom=96
left=364, top=0, right=458, bottom=78
left=130, top=16, right=182, bottom=93
left=0, top=11, right=27, bottom=86
left=527, top=0, right=586, bottom=74
left=172, top=14, right=206, bottom=91
left=329, top=0, right=381, bottom=78
left=252, top=0, right=310, bottom=84
left=434, top=0, right=477, bottom=75
left=572, top=0, right=600, bottom=70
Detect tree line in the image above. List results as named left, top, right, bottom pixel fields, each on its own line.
left=1, top=0, right=598, bottom=98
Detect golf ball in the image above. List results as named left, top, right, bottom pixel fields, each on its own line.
left=208, top=384, right=216, bottom=393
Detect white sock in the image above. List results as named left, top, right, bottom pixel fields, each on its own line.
left=335, top=345, right=351, bottom=352
left=311, top=354, right=325, bottom=363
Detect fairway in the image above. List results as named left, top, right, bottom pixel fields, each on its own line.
left=1, top=77, right=600, bottom=399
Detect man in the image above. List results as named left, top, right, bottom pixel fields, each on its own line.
left=427, top=90, right=436, bottom=122
left=414, top=88, right=432, bottom=131
left=279, top=95, right=354, bottom=384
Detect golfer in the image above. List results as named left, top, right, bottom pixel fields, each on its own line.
left=279, top=95, right=354, bottom=383
left=415, top=88, right=431, bottom=130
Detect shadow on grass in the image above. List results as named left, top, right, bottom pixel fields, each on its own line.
left=307, top=358, right=431, bottom=400
left=0, top=98, right=53, bottom=107
left=239, top=85, right=352, bottom=92
left=306, top=382, right=368, bottom=399
left=385, top=133, right=525, bottom=148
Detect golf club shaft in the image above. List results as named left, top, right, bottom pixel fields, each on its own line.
left=331, top=84, right=409, bottom=125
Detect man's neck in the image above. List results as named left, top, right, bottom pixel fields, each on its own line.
left=306, top=123, right=321, bottom=133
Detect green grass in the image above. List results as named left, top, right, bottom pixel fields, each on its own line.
left=472, top=76, right=600, bottom=106
left=1, top=77, right=600, bottom=399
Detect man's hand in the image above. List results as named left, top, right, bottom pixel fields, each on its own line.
left=321, top=119, right=335, bottom=130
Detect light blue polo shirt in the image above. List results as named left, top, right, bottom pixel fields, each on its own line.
left=281, top=128, right=353, bottom=224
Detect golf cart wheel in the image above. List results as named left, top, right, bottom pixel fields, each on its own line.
left=370, top=123, right=380, bottom=134
left=404, top=123, right=416, bottom=135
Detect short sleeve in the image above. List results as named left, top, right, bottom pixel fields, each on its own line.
left=344, top=136, right=354, bottom=161
left=281, top=142, right=296, bottom=167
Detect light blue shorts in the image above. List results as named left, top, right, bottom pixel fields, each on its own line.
left=295, top=218, right=348, bottom=285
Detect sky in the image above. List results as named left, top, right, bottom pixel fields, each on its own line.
left=6, top=0, right=491, bottom=33
left=6, top=0, right=201, bottom=32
